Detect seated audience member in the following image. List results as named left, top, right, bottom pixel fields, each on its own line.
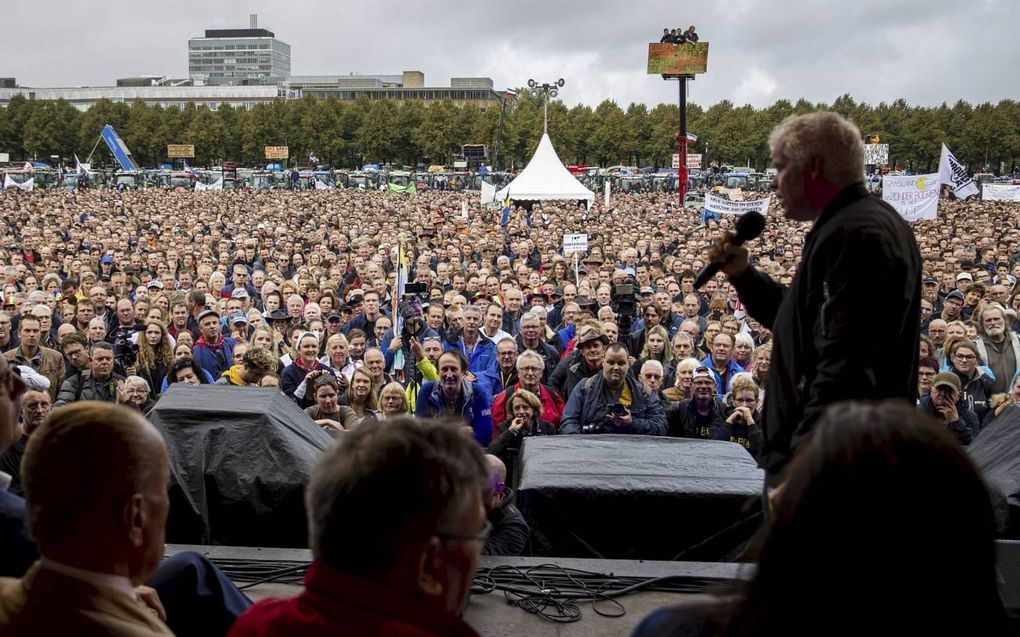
left=917, top=371, right=979, bottom=445
left=228, top=418, right=489, bottom=637
left=559, top=343, right=667, bottom=435
left=0, top=402, right=251, bottom=636
left=118, top=375, right=156, bottom=413
left=480, top=455, right=529, bottom=557
left=632, top=401, right=1011, bottom=637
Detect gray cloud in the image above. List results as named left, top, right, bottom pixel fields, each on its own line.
left=2, top=0, right=1016, bottom=109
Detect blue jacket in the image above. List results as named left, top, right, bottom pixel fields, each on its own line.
left=445, top=335, right=497, bottom=375
left=699, top=356, right=745, bottom=398
left=559, top=373, right=667, bottom=435
left=193, top=337, right=237, bottom=379
left=415, top=379, right=494, bottom=445
left=557, top=324, right=576, bottom=350
left=0, top=490, right=35, bottom=577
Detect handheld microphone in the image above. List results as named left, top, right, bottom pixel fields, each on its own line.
left=695, top=211, right=766, bottom=289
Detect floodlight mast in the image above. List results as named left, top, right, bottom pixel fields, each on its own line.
left=528, top=78, right=564, bottom=135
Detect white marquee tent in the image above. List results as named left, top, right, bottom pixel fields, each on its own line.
left=495, top=133, right=595, bottom=205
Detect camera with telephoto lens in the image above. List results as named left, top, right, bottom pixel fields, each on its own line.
left=611, top=278, right=642, bottom=334
left=111, top=325, right=144, bottom=367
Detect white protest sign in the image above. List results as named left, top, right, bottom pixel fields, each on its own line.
left=983, top=183, right=1020, bottom=202
left=672, top=154, right=680, bottom=169
left=562, top=233, right=589, bottom=254
left=687, top=153, right=702, bottom=169
left=882, top=173, right=940, bottom=222
left=704, top=192, right=771, bottom=215
left=604, top=180, right=611, bottom=206
left=864, top=144, right=889, bottom=165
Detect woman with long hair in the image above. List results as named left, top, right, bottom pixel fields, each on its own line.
left=633, top=401, right=1010, bottom=637
left=345, top=367, right=379, bottom=425
left=136, top=321, right=174, bottom=398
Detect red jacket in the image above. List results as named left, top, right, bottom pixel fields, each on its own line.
left=228, top=561, right=480, bottom=637
left=491, top=382, right=565, bottom=434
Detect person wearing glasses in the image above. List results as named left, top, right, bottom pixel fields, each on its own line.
left=666, top=366, right=728, bottom=439
left=228, top=418, right=489, bottom=637
left=945, top=339, right=994, bottom=422
left=917, top=371, right=978, bottom=445
left=490, top=349, right=564, bottom=434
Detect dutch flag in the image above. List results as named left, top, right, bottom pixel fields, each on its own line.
left=505, top=88, right=518, bottom=99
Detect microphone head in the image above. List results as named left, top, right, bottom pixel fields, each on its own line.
left=734, top=211, right=766, bottom=242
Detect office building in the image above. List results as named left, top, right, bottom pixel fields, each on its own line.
left=188, top=15, right=291, bottom=85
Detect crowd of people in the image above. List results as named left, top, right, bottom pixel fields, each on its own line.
left=0, top=106, right=1018, bottom=634
left=0, top=166, right=1015, bottom=475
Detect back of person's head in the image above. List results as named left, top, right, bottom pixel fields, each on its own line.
left=22, top=402, right=169, bottom=583
left=307, top=417, right=488, bottom=607
left=729, top=400, right=1007, bottom=636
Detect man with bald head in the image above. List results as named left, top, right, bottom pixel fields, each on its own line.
left=0, top=402, right=174, bottom=635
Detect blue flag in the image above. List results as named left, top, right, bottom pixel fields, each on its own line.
left=701, top=208, right=719, bottom=225
left=500, top=197, right=512, bottom=226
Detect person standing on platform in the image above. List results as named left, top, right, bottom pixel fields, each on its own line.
left=707, top=111, right=922, bottom=485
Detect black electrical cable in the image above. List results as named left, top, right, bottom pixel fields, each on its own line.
left=471, top=563, right=727, bottom=623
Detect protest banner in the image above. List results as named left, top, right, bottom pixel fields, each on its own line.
left=882, top=173, right=939, bottom=221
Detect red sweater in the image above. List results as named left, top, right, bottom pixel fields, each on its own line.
left=228, top=561, right=480, bottom=637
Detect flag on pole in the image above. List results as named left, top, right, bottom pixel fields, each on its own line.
left=500, top=198, right=512, bottom=226
left=505, top=88, right=518, bottom=99
left=938, top=143, right=979, bottom=200
left=701, top=208, right=719, bottom=225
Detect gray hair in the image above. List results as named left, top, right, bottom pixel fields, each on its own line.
left=515, top=349, right=545, bottom=371
left=640, top=359, right=664, bottom=376
left=769, top=111, right=865, bottom=188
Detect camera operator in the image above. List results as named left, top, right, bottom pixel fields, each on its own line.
left=54, top=342, right=124, bottom=406
left=559, top=342, right=667, bottom=435
left=917, top=372, right=978, bottom=446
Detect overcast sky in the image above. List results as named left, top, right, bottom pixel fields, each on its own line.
left=3, top=0, right=1016, bottom=109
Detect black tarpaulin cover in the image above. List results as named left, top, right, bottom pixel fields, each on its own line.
left=969, top=407, right=1020, bottom=535
left=148, top=385, right=333, bottom=547
left=517, top=435, right=764, bottom=560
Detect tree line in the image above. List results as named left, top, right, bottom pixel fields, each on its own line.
left=0, top=91, right=1017, bottom=173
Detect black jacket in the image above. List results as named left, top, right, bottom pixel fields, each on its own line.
left=481, top=490, right=531, bottom=557
left=917, top=395, right=978, bottom=445
left=730, top=184, right=922, bottom=482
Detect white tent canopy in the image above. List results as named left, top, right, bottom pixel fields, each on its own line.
left=496, top=133, right=594, bottom=204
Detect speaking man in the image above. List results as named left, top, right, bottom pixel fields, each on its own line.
left=708, top=111, right=922, bottom=485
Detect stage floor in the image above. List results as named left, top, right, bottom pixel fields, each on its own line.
left=167, top=544, right=750, bottom=637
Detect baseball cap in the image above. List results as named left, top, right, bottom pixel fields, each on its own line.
left=147, top=280, right=164, bottom=290
left=692, top=366, right=715, bottom=382
left=931, top=372, right=961, bottom=392
left=230, top=288, right=250, bottom=299
left=946, top=290, right=965, bottom=302
left=100, top=255, right=113, bottom=264
left=640, top=286, right=655, bottom=295
left=923, top=276, right=938, bottom=285
left=956, top=272, right=973, bottom=282
left=197, top=309, right=220, bottom=323
left=229, top=311, right=248, bottom=325
left=326, top=311, right=342, bottom=323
